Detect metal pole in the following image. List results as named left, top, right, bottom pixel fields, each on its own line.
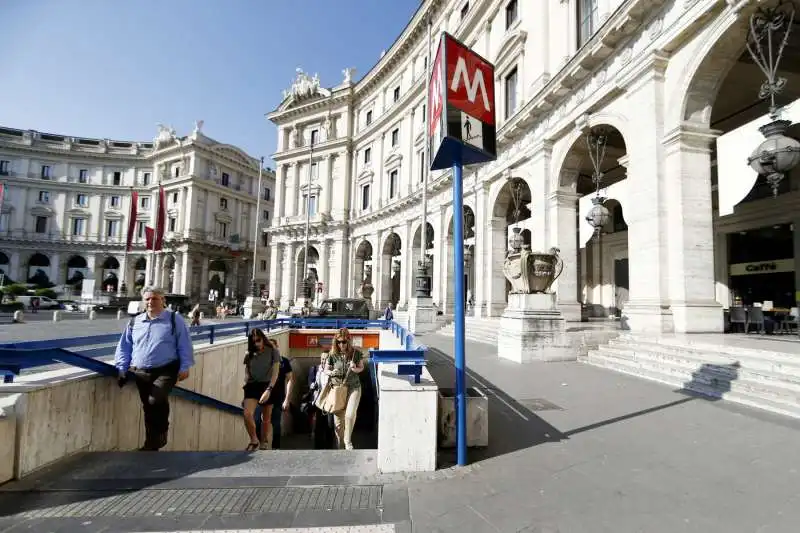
left=420, top=12, right=433, bottom=292
left=452, top=155, right=467, bottom=467
left=251, top=157, right=264, bottom=294
left=149, top=177, right=160, bottom=286
left=302, top=139, right=314, bottom=300
left=120, top=186, right=132, bottom=295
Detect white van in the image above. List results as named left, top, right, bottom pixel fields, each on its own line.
left=15, top=295, right=61, bottom=310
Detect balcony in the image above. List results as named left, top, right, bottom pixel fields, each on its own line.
left=0, top=229, right=128, bottom=245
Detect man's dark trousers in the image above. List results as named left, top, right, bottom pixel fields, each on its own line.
left=132, top=360, right=180, bottom=449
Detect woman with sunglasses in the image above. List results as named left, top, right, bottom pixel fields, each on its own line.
left=242, top=328, right=280, bottom=451
left=324, top=328, right=365, bottom=450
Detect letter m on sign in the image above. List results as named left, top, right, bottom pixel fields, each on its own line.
left=444, top=34, right=495, bottom=126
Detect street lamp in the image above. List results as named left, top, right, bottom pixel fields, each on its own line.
left=584, top=128, right=610, bottom=234
left=745, top=0, right=800, bottom=197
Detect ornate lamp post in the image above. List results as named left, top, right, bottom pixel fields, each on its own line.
left=745, top=0, right=800, bottom=197
left=584, top=128, right=611, bottom=233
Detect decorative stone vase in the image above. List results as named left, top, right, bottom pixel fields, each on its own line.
left=359, top=280, right=374, bottom=300
left=502, top=245, right=564, bottom=294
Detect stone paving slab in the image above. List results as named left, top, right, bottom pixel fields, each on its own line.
left=406, top=333, right=800, bottom=533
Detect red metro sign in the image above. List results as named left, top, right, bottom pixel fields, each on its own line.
left=429, top=32, right=497, bottom=171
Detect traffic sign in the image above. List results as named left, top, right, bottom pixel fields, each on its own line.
left=429, top=32, right=497, bottom=171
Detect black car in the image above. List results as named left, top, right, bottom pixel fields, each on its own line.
left=316, top=298, right=371, bottom=320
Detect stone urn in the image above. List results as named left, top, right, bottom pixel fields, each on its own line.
left=502, top=243, right=564, bottom=294
left=358, top=280, right=374, bottom=300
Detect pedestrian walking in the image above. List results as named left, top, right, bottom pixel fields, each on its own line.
left=241, top=328, right=280, bottom=451
left=114, top=286, right=195, bottom=451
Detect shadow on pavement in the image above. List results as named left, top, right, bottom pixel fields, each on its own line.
left=425, top=347, right=566, bottom=466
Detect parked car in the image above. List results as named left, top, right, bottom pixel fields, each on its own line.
left=315, top=298, right=371, bottom=320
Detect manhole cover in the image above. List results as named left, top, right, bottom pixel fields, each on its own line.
left=518, top=398, right=564, bottom=411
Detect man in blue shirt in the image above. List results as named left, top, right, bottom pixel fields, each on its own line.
left=114, top=286, right=194, bottom=451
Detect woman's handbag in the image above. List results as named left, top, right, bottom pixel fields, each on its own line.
left=315, top=368, right=350, bottom=413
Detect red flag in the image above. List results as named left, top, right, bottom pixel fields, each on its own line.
left=144, top=226, right=155, bottom=250
left=126, top=190, right=138, bottom=251
left=154, top=185, right=166, bottom=251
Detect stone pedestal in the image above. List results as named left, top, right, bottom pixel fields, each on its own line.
left=242, top=296, right=264, bottom=320
left=408, top=296, right=437, bottom=334
left=497, top=293, right=574, bottom=363
left=438, top=387, right=488, bottom=448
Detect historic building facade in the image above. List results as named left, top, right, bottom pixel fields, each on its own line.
left=0, top=123, right=275, bottom=302
left=267, top=0, right=800, bottom=333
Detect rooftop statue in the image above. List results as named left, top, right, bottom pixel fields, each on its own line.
left=153, top=123, right=177, bottom=150
left=282, top=68, right=321, bottom=100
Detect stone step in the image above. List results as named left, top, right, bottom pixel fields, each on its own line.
left=599, top=343, right=800, bottom=387
left=587, top=347, right=800, bottom=419
left=608, top=336, right=800, bottom=377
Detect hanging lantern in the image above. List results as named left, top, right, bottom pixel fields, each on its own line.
left=392, top=258, right=401, bottom=275
left=747, top=119, right=800, bottom=197
left=585, top=196, right=610, bottom=233
left=509, top=226, right=523, bottom=252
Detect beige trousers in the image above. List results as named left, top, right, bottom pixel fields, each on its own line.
left=333, top=387, right=362, bottom=450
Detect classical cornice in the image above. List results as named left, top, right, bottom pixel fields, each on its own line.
left=267, top=89, right=351, bottom=125
left=272, top=136, right=350, bottom=164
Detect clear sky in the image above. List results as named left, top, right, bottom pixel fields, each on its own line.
left=0, top=0, right=421, bottom=168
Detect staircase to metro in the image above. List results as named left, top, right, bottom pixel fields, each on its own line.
left=587, top=334, right=800, bottom=419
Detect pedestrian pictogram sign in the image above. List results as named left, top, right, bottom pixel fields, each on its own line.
left=429, top=32, right=497, bottom=171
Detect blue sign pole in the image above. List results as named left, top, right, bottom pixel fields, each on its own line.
left=452, top=154, right=467, bottom=467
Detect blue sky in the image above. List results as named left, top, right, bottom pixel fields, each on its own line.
left=0, top=0, right=421, bottom=168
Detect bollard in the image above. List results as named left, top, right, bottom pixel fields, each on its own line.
left=89, top=310, right=96, bottom=320
left=199, top=312, right=205, bottom=320
left=12, top=310, right=24, bottom=323
left=53, top=310, right=61, bottom=322
left=117, top=309, right=124, bottom=320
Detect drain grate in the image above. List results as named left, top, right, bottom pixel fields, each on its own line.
left=518, top=398, right=564, bottom=411
left=8, top=486, right=382, bottom=518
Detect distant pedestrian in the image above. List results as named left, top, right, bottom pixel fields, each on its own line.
left=383, top=303, right=393, bottom=321
left=114, top=286, right=194, bottom=451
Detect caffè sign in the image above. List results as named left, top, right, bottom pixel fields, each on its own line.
left=729, top=258, right=794, bottom=276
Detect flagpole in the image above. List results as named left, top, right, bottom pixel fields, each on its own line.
left=417, top=11, right=433, bottom=297
left=251, top=157, right=264, bottom=296
left=150, top=177, right=160, bottom=287
left=120, top=185, right=133, bottom=296
left=301, top=138, right=314, bottom=301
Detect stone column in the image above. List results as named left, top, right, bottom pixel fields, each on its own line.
left=661, top=123, right=723, bottom=332
left=473, top=183, right=489, bottom=317
left=374, top=230, right=386, bottom=308
left=269, top=243, right=283, bottom=303
left=485, top=217, right=508, bottom=317
left=329, top=239, right=347, bottom=299
left=173, top=253, right=182, bottom=294
left=398, top=223, right=411, bottom=310
left=714, top=232, right=729, bottom=309
left=319, top=240, right=330, bottom=301
left=180, top=252, right=191, bottom=296
left=323, top=155, right=334, bottom=215
left=617, top=55, right=673, bottom=333
left=199, top=258, right=209, bottom=297
left=527, top=141, right=553, bottom=251
left=548, top=189, right=581, bottom=321
left=286, top=163, right=298, bottom=218
left=280, top=244, right=296, bottom=308
left=274, top=164, right=286, bottom=221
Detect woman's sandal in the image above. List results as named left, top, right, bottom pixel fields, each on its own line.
left=259, top=442, right=269, bottom=450
left=246, top=442, right=259, bottom=452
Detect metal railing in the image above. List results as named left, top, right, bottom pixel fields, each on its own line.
left=0, top=317, right=427, bottom=413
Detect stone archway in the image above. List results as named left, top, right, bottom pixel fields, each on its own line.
left=295, top=246, right=319, bottom=302
left=411, top=222, right=435, bottom=301
left=486, top=177, right=532, bottom=313
left=27, top=253, right=51, bottom=287
left=381, top=232, right=402, bottom=308
left=0, top=251, right=11, bottom=284
left=672, top=0, right=800, bottom=325
left=209, top=259, right=228, bottom=302
left=353, top=240, right=374, bottom=300
left=101, top=256, right=120, bottom=293
left=444, top=206, right=476, bottom=313
left=554, top=125, right=629, bottom=321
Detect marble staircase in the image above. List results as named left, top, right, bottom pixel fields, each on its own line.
left=587, top=335, right=800, bottom=419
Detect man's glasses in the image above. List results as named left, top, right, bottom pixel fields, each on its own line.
left=336, top=340, right=348, bottom=345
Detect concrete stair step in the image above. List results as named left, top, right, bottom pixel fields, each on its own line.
left=608, top=337, right=800, bottom=378
left=588, top=348, right=800, bottom=419
left=611, top=335, right=800, bottom=366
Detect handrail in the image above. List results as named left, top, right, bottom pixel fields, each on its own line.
left=0, top=347, right=243, bottom=415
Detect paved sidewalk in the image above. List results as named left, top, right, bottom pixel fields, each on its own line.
left=405, top=333, right=800, bottom=533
